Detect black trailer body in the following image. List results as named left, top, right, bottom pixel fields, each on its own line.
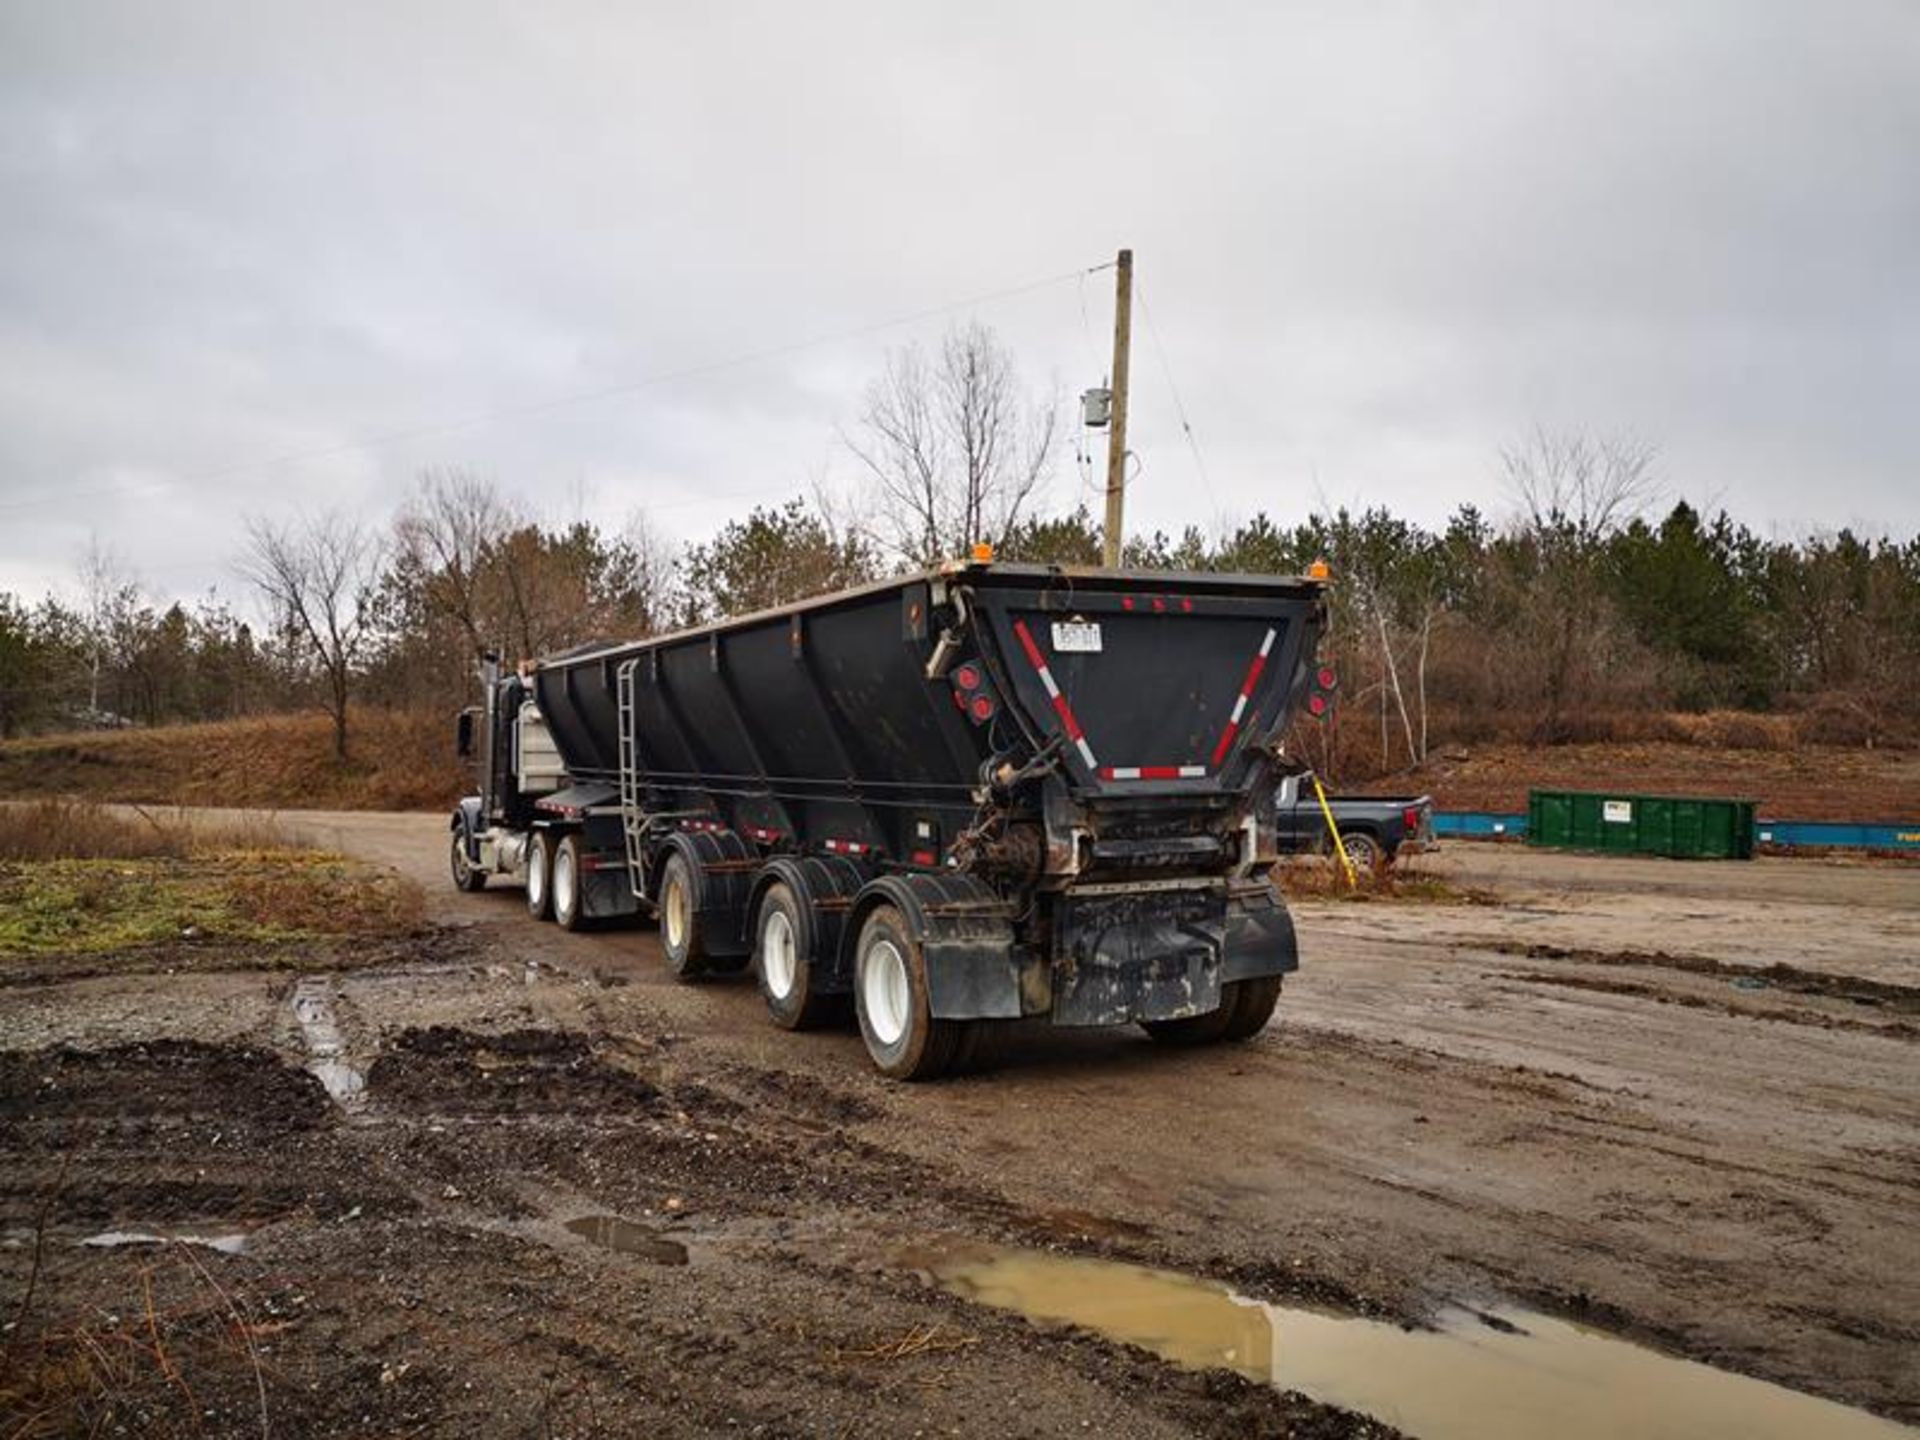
left=457, top=560, right=1327, bottom=1077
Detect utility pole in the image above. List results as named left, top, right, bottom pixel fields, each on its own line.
left=1101, top=247, right=1134, bottom=567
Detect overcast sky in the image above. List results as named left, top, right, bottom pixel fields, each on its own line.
left=3, top=2, right=1916, bottom=607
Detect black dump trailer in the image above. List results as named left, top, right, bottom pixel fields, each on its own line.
left=450, top=559, right=1328, bottom=1078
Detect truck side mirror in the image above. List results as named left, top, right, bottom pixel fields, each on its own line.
left=456, top=709, right=476, bottom=759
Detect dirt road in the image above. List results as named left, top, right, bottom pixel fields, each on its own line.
left=5, top=812, right=1916, bottom=1435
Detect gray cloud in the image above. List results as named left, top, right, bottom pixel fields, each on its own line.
left=3, top=1, right=1916, bottom=605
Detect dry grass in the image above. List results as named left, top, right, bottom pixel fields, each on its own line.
left=1, top=1242, right=277, bottom=1440
left=0, top=800, right=423, bottom=957
left=1273, top=856, right=1496, bottom=905
left=0, top=798, right=292, bottom=861
left=1367, top=738, right=1920, bottom=821
left=0, top=706, right=464, bottom=812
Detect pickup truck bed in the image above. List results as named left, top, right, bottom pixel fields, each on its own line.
left=1272, top=773, right=1435, bottom=868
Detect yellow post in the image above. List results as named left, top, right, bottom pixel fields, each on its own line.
left=1311, top=773, right=1358, bottom=889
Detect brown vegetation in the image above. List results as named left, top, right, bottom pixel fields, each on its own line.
left=0, top=708, right=460, bottom=812
left=1357, top=739, right=1920, bottom=822
left=0, top=800, right=425, bottom=959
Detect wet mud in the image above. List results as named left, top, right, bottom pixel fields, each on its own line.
left=4, top=816, right=1917, bottom=1435
left=902, top=1242, right=1913, bottom=1440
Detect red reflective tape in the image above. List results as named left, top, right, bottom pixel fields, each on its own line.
left=1012, top=618, right=1046, bottom=669
left=911, top=849, right=936, bottom=866
left=1014, top=617, right=1093, bottom=753
left=1050, top=691, right=1084, bottom=740
left=1241, top=653, right=1267, bottom=697
left=1210, top=718, right=1241, bottom=767
left=1212, top=631, right=1276, bottom=764
left=1104, top=764, right=1209, bottom=781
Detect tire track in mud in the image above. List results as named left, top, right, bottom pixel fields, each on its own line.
left=1490, top=971, right=1920, bottom=1040
left=1482, top=941, right=1920, bottom=1013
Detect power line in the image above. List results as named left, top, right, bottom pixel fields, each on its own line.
left=0, top=262, right=1104, bottom=518
left=1135, top=279, right=1221, bottom=517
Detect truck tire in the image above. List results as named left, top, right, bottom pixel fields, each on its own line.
left=754, top=883, right=837, bottom=1030
left=526, top=831, right=554, bottom=920
left=854, top=904, right=957, bottom=1080
left=1338, top=829, right=1383, bottom=872
left=658, top=851, right=708, bottom=978
left=450, top=831, right=486, bottom=892
left=1139, top=1000, right=1236, bottom=1047
left=1220, top=976, right=1283, bottom=1040
left=552, top=833, right=588, bottom=932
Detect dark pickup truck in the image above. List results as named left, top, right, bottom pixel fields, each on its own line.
left=1272, top=771, right=1435, bottom=870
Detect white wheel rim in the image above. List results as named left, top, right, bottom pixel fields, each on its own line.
left=763, top=909, right=797, bottom=999
left=664, top=873, right=688, bottom=950
left=554, top=846, right=574, bottom=914
left=453, top=837, right=470, bottom=879
left=863, top=938, right=911, bottom=1047
left=528, top=844, right=545, bottom=906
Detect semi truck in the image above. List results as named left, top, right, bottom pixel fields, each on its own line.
left=449, top=558, right=1328, bottom=1079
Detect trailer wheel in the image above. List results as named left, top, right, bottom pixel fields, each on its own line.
left=658, top=852, right=708, bottom=978
left=450, top=831, right=486, bottom=892
left=552, top=834, right=588, bottom=932
left=854, top=904, right=956, bottom=1081
left=753, top=883, right=835, bottom=1029
left=1220, top=976, right=1283, bottom=1040
left=525, top=832, right=554, bottom=920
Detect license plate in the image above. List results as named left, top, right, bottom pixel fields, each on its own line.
left=1051, top=620, right=1102, bottom=653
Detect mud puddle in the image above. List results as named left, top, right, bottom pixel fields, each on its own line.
left=901, top=1243, right=1913, bottom=1440
left=290, top=977, right=366, bottom=1109
left=564, top=1214, right=688, bottom=1265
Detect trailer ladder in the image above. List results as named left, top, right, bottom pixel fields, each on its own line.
left=615, top=658, right=647, bottom=899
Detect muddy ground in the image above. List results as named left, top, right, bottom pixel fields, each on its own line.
left=3, top=815, right=1917, bottom=1436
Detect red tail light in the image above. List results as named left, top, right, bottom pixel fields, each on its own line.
left=1404, top=806, right=1423, bottom=834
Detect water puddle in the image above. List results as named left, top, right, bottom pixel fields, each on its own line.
left=291, top=978, right=366, bottom=1110
left=564, top=1214, right=688, bottom=1266
left=80, top=1229, right=249, bottom=1255
left=900, top=1243, right=1911, bottom=1440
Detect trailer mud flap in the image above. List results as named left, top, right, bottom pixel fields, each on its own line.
left=848, top=875, right=1026, bottom=1021
left=1052, top=885, right=1299, bottom=1026
left=1220, top=883, right=1300, bottom=984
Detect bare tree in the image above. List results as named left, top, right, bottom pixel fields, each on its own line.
left=1503, top=427, right=1658, bottom=544
left=616, top=509, right=681, bottom=636
left=844, top=320, right=1059, bottom=565
left=237, top=511, right=383, bottom=760
left=1502, top=428, right=1658, bottom=739
left=392, top=469, right=516, bottom=662
left=77, top=537, right=141, bottom=721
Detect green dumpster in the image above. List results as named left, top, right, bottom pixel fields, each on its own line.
left=1527, top=790, right=1757, bottom=860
